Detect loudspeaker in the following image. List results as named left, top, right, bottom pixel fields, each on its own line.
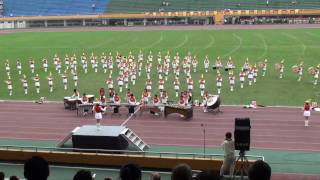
left=234, top=117, right=251, bottom=151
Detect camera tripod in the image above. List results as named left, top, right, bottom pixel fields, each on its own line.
left=234, top=150, right=249, bottom=180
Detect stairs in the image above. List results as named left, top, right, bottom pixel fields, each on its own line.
left=120, top=127, right=150, bottom=151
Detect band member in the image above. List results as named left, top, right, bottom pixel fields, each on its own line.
left=108, top=56, right=114, bottom=75
left=178, top=95, right=186, bottom=113
left=161, top=90, right=168, bottom=105
left=93, top=56, right=98, bottom=73
left=145, top=79, right=152, bottom=97
left=204, top=55, right=210, bottom=73
left=248, top=68, right=253, bottom=86
left=113, top=93, right=121, bottom=114
left=33, top=74, right=40, bottom=94
left=109, top=89, right=115, bottom=102
left=72, top=72, right=78, bottom=87
left=187, top=78, right=193, bottom=94
left=226, top=56, right=234, bottom=71
left=158, top=77, right=165, bottom=97
left=5, top=60, right=10, bottom=77
left=163, top=65, right=169, bottom=81
left=81, top=93, right=89, bottom=116
left=71, top=89, right=80, bottom=98
left=16, top=60, right=22, bottom=75
left=174, top=78, right=180, bottom=97
left=93, top=103, right=106, bottom=130
left=229, top=72, right=235, bottom=92
left=61, top=72, right=68, bottom=90
left=253, top=64, right=258, bottom=83
left=56, top=59, right=62, bottom=74
left=213, top=56, right=223, bottom=70
left=64, top=54, right=70, bottom=70
left=117, top=74, right=124, bottom=93
left=102, top=58, right=108, bottom=74
left=278, top=60, right=285, bottom=79
left=106, top=77, right=113, bottom=92
left=153, top=94, right=160, bottom=105
left=239, top=70, right=245, bottom=89
left=142, top=89, right=149, bottom=104
left=202, top=91, right=209, bottom=112
left=42, top=58, right=48, bottom=73
left=82, top=59, right=88, bottom=74
left=303, top=100, right=311, bottom=127
left=29, top=59, right=35, bottom=74
left=297, top=62, right=303, bottom=82
left=157, top=51, right=162, bottom=64
left=314, top=65, right=319, bottom=85
left=124, top=71, right=129, bottom=89
left=128, top=93, right=137, bottom=115
left=145, top=62, right=151, bottom=80
left=131, top=69, right=137, bottom=85
left=192, top=56, right=198, bottom=73
left=216, top=72, right=222, bottom=94
left=21, top=74, right=28, bottom=95
left=99, top=88, right=106, bottom=103
left=4, top=77, right=13, bottom=96
left=261, top=59, right=267, bottom=77
left=242, top=58, right=250, bottom=73
left=47, top=72, right=54, bottom=93
left=199, top=74, right=206, bottom=97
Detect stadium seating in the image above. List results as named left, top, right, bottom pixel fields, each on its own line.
left=3, top=0, right=110, bottom=17
left=106, top=0, right=320, bottom=13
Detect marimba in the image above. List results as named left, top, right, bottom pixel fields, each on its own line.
left=164, top=105, right=193, bottom=120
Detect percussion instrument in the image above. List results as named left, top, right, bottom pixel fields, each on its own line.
left=164, top=105, right=193, bottom=120
left=86, top=95, right=95, bottom=103
left=206, top=95, right=220, bottom=110
left=63, top=97, right=79, bottom=110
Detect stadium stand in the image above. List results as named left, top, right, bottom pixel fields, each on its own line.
left=106, top=0, right=320, bottom=13
left=3, top=0, right=110, bottom=17
left=0, top=0, right=3, bottom=17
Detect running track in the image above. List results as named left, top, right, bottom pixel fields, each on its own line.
left=0, top=102, right=319, bottom=151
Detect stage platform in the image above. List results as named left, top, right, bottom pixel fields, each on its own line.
left=66, top=125, right=149, bottom=151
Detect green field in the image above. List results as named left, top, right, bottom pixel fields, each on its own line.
left=0, top=28, right=319, bottom=106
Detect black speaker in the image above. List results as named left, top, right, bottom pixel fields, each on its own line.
left=234, top=117, right=251, bottom=151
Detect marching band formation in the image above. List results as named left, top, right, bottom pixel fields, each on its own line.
left=2, top=51, right=320, bottom=105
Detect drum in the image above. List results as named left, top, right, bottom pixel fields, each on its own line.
left=206, top=95, right=220, bottom=110
left=64, top=97, right=71, bottom=109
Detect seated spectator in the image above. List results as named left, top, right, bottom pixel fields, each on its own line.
left=10, top=176, right=19, bottom=180
left=195, top=170, right=220, bottom=180
left=24, top=156, right=49, bottom=180
left=248, top=160, right=271, bottom=180
left=150, top=172, right=161, bottom=180
left=104, top=177, right=113, bottom=180
left=73, top=169, right=93, bottom=180
left=0, top=172, right=5, bottom=180
left=120, top=163, right=141, bottom=180
left=171, top=163, right=192, bottom=180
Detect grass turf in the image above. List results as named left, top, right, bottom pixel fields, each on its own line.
left=0, top=28, right=320, bottom=106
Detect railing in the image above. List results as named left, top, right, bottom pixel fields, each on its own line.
left=0, top=145, right=264, bottom=161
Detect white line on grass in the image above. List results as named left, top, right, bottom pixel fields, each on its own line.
left=173, top=34, right=189, bottom=49
left=281, top=32, right=307, bottom=58
left=221, top=33, right=242, bottom=59
left=203, top=34, right=215, bottom=50
left=256, top=34, right=268, bottom=60
left=142, top=34, right=164, bottom=49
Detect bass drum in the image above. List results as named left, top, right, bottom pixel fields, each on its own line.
left=206, top=95, right=220, bottom=110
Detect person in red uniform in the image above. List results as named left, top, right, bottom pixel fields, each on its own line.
left=113, top=93, right=121, bottom=114
left=93, top=103, right=105, bottom=130
left=99, top=88, right=106, bottom=103
left=128, top=93, right=136, bottom=115
left=303, top=101, right=311, bottom=127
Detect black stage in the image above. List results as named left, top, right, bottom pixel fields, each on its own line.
left=72, top=125, right=129, bottom=150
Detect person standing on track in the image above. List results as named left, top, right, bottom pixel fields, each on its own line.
left=303, top=100, right=311, bottom=127
left=220, top=132, right=235, bottom=177
left=93, top=102, right=105, bottom=130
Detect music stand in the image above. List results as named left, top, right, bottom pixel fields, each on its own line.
left=234, top=150, right=249, bottom=180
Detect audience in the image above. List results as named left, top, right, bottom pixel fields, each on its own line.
left=0, top=172, right=4, bottom=180
left=73, top=170, right=93, bottom=180
left=9, top=176, right=19, bottom=180
left=24, top=156, right=49, bottom=180
left=171, top=163, right=192, bottom=180
left=195, top=170, right=220, bottom=180
left=119, top=163, right=141, bottom=180
left=150, top=172, right=161, bottom=180
left=248, top=160, right=271, bottom=180
left=104, top=177, right=113, bottom=180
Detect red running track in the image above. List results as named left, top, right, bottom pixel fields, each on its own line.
left=0, top=102, right=319, bottom=151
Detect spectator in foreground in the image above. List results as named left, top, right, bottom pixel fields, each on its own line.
left=10, top=176, right=19, bottom=180
left=195, top=170, right=220, bottom=180
left=104, top=177, right=113, bottom=180
left=150, top=172, right=161, bottom=180
left=73, top=170, right=93, bottom=180
left=248, top=160, right=271, bottom=180
left=24, top=156, right=49, bottom=180
left=220, top=132, right=235, bottom=177
left=171, top=163, right=192, bottom=180
left=0, top=172, right=4, bottom=180
left=120, top=163, right=141, bottom=180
